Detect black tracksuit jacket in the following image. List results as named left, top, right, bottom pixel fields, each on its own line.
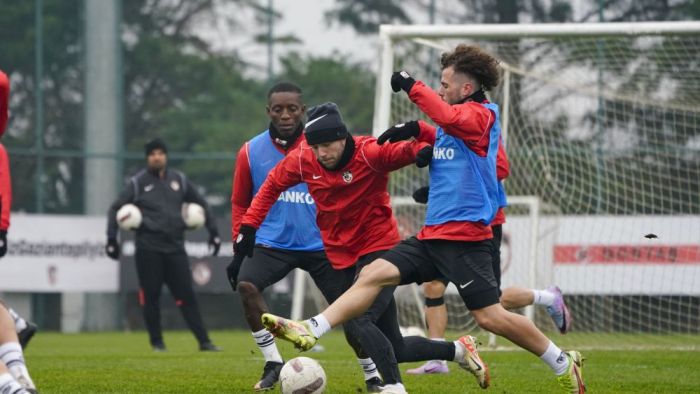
left=107, top=168, right=218, bottom=253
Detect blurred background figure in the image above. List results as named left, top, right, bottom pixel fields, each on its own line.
left=105, top=138, right=221, bottom=352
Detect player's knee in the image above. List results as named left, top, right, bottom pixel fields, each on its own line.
left=472, top=306, right=507, bottom=334
left=356, top=259, right=400, bottom=287
left=237, top=281, right=260, bottom=298
left=499, top=292, right=514, bottom=309
left=424, top=280, right=446, bottom=297
left=473, top=313, right=498, bottom=333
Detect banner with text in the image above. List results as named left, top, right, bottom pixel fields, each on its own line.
left=0, top=214, right=118, bottom=292
left=499, top=215, right=700, bottom=295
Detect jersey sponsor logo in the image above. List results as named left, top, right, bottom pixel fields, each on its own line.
left=170, top=181, right=180, bottom=191
left=433, top=147, right=455, bottom=160
left=277, top=190, right=315, bottom=205
left=342, top=170, right=353, bottom=183
left=144, top=184, right=154, bottom=192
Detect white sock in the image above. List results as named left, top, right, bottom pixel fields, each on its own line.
left=532, top=289, right=556, bottom=307
left=0, top=343, right=34, bottom=389
left=305, top=314, right=331, bottom=338
left=452, top=339, right=465, bottom=362
left=357, top=358, right=380, bottom=381
left=8, top=309, right=27, bottom=333
left=539, top=341, right=569, bottom=375
left=0, top=373, right=26, bottom=394
left=8, top=366, right=34, bottom=391
left=252, top=329, right=283, bottom=364
left=0, top=343, right=25, bottom=370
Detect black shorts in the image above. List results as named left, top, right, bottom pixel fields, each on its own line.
left=433, top=225, right=503, bottom=295
left=382, top=237, right=499, bottom=310
left=491, top=224, right=503, bottom=291
left=237, top=246, right=353, bottom=304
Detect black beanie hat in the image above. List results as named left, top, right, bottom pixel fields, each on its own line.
left=304, top=102, right=348, bottom=145
left=144, top=138, right=168, bottom=156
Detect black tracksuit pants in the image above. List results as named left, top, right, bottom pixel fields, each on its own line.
left=135, top=248, right=210, bottom=346
left=343, top=251, right=455, bottom=385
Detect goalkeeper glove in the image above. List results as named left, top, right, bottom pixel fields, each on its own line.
left=208, top=233, right=221, bottom=257
left=0, top=230, right=7, bottom=258
left=105, top=238, right=120, bottom=260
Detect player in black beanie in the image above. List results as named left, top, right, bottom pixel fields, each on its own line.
left=304, top=103, right=348, bottom=145
left=144, top=138, right=168, bottom=156
left=303, top=102, right=355, bottom=171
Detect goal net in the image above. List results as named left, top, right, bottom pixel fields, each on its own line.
left=374, top=22, right=700, bottom=350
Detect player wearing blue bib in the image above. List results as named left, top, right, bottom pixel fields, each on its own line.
left=261, top=46, right=586, bottom=394
left=227, top=83, right=381, bottom=392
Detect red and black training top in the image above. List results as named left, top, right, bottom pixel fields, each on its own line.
left=241, top=136, right=428, bottom=269
left=409, top=81, right=503, bottom=241
left=0, top=70, right=12, bottom=231
left=230, top=133, right=306, bottom=241
left=0, top=70, right=8, bottom=137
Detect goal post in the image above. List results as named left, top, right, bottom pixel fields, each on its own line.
left=373, top=21, right=700, bottom=349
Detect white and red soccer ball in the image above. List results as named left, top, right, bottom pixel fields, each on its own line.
left=279, top=356, right=327, bottom=394
left=116, top=203, right=205, bottom=231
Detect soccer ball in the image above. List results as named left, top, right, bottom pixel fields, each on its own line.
left=182, top=203, right=206, bottom=229
left=116, top=204, right=142, bottom=230
left=279, top=357, right=327, bottom=394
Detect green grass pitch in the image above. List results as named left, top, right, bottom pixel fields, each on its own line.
left=25, top=330, right=700, bottom=393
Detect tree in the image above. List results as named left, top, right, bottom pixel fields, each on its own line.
left=0, top=0, right=270, bottom=213
left=277, top=52, right=375, bottom=135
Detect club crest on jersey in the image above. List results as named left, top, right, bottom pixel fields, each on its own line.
left=170, top=181, right=180, bottom=191
left=342, top=170, right=353, bottom=183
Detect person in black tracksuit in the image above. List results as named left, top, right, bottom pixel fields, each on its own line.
left=105, top=138, right=222, bottom=352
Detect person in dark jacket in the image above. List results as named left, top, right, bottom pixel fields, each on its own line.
left=106, top=138, right=221, bottom=352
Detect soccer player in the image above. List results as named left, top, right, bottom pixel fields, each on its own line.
left=0, top=69, right=37, bottom=394
left=105, top=138, right=221, bottom=352
left=262, top=45, right=586, bottom=393
left=0, top=305, right=36, bottom=393
left=227, top=82, right=382, bottom=392
left=407, top=145, right=571, bottom=375
left=236, top=103, right=488, bottom=394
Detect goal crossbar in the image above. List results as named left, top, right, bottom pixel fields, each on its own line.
left=373, top=21, right=700, bottom=135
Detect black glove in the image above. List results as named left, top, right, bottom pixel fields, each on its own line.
left=208, top=233, right=221, bottom=257
left=377, top=121, right=420, bottom=145
left=415, top=146, right=433, bottom=168
left=234, top=225, right=256, bottom=258
left=391, top=70, right=416, bottom=93
left=105, top=238, right=120, bottom=260
left=226, top=253, right=245, bottom=291
left=413, top=186, right=430, bottom=204
left=0, top=230, right=7, bottom=258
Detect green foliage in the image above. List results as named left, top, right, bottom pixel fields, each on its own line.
left=325, top=0, right=411, bottom=34
left=278, top=52, right=376, bottom=135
